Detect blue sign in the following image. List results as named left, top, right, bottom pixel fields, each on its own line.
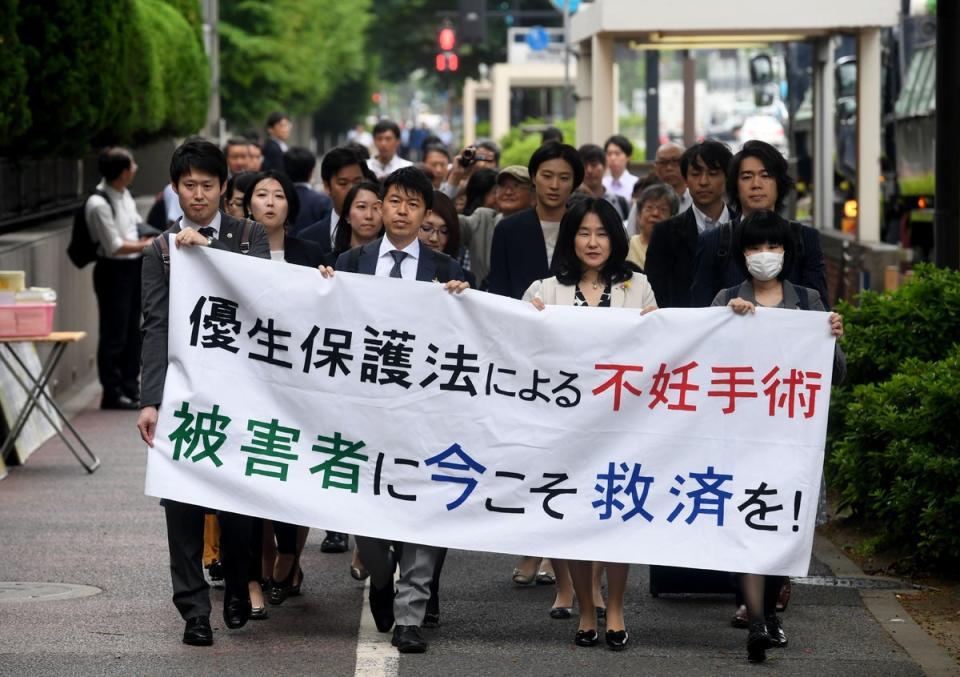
left=549, top=0, right=580, bottom=13
left=525, top=26, right=550, bottom=52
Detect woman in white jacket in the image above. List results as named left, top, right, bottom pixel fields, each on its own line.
left=523, top=197, right=656, bottom=651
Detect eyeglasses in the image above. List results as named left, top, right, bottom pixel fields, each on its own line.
left=420, top=225, right=449, bottom=237
left=640, top=202, right=670, bottom=215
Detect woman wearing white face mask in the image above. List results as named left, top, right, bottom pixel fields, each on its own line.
left=711, top=209, right=845, bottom=664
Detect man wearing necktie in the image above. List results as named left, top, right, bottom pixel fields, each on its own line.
left=325, top=167, right=467, bottom=653
left=137, top=139, right=270, bottom=647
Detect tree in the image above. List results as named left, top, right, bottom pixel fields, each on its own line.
left=0, top=0, right=30, bottom=146
left=220, top=0, right=372, bottom=130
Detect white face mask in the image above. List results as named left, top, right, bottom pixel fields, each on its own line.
left=746, top=251, right=784, bottom=281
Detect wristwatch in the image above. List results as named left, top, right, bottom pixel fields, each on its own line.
left=205, top=235, right=214, bottom=246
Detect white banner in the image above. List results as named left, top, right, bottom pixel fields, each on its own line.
left=145, top=246, right=837, bottom=576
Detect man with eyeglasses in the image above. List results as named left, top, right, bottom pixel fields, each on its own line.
left=653, top=142, right=692, bottom=213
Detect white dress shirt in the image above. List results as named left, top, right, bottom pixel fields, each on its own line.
left=602, top=171, right=638, bottom=201
left=180, top=211, right=223, bottom=239
left=375, top=237, right=420, bottom=279
left=678, top=187, right=693, bottom=214
left=367, top=155, right=412, bottom=179
left=85, top=179, right=143, bottom=260
left=327, top=208, right=341, bottom=248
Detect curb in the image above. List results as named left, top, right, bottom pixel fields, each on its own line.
left=813, top=534, right=960, bottom=676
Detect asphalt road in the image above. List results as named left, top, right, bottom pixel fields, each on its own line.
left=0, top=403, right=926, bottom=676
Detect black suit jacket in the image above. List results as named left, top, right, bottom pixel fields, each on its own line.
left=298, top=215, right=333, bottom=255
left=645, top=207, right=699, bottom=308
left=487, top=208, right=551, bottom=299
left=261, top=138, right=285, bottom=172
left=284, top=234, right=332, bottom=268
left=690, top=217, right=829, bottom=309
left=140, top=214, right=271, bottom=407
left=292, top=185, right=332, bottom=234
left=334, top=237, right=465, bottom=282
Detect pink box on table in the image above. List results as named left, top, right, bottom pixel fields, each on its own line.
left=0, top=303, right=56, bottom=337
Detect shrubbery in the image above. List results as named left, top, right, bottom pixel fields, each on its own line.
left=829, top=264, right=960, bottom=569
left=1, top=0, right=207, bottom=156
left=499, top=118, right=576, bottom=168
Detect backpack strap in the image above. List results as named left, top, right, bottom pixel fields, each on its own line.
left=797, top=286, right=812, bottom=311
left=91, top=188, right=116, bottom=219
left=153, top=233, right=171, bottom=272
left=713, top=222, right=734, bottom=297
left=724, top=285, right=740, bottom=305
left=239, top=218, right=253, bottom=254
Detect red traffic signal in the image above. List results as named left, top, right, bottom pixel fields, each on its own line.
left=438, top=27, right=456, bottom=51
left=435, top=53, right=459, bottom=72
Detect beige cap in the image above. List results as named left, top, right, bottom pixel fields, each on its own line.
left=496, top=165, right=531, bottom=185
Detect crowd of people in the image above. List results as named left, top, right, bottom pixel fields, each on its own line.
left=85, top=112, right=844, bottom=663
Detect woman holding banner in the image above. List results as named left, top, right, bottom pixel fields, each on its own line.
left=242, top=169, right=326, bottom=616
left=712, top=208, right=845, bottom=663
left=523, top=197, right=656, bottom=651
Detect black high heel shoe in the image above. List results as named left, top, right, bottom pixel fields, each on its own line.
left=574, top=629, right=599, bottom=647
left=605, top=629, right=629, bottom=651
left=269, top=564, right=297, bottom=605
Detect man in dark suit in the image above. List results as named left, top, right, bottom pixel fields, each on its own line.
left=260, top=111, right=291, bottom=172
left=137, top=139, right=270, bottom=647
left=646, top=140, right=733, bottom=308
left=283, top=146, right=331, bottom=235
left=487, top=142, right=585, bottom=299
left=690, top=140, right=828, bottom=308
left=299, top=146, right=376, bottom=254
left=325, top=167, right=466, bottom=654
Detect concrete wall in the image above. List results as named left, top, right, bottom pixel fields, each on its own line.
left=819, top=228, right=901, bottom=306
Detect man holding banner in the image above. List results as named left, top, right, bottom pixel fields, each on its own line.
left=137, top=139, right=269, bottom=647
left=330, top=167, right=468, bottom=653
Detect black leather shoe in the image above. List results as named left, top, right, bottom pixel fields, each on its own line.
left=747, top=620, right=771, bottom=663
left=223, top=586, right=251, bottom=629
left=369, top=583, right=396, bottom=632
left=574, top=629, right=599, bottom=647
left=182, top=616, right=213, bottom=646
left=423, top=611, right=440, bottom=628
left=320, top=531, right=349, bottom=553
left=605, top=629, right=629, bottom=651
left=101, top=395, right=140, bottom=410
left=392, top=625, right=427, bottom=653
left=764, top=614, right=787, bottom=647
left=549, top=606, right=572, bottom=619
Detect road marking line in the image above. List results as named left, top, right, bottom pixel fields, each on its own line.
left=354, top=576, right=398, bottom=677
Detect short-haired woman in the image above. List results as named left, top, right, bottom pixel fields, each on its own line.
left=712, top=209, right=845, bottom=663
left=626, top=183, right=679, bottom=271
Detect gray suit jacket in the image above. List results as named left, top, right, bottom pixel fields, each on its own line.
left=712, top=279, right=846, bottom=384
left=140, top=213, right=270, bottom=407
left=333, top=237, right=465, bottom=282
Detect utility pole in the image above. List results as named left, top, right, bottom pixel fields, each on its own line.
left=936, top=0, right=959, bottom=268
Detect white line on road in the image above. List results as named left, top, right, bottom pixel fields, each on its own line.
left=353, top=576, right=399, bottom=677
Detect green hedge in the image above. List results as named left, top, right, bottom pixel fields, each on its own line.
left=1, top=0, right=207, bottom=156
left=499, top=118, right=577, bottom=169
left=828, top=264, right=960, bottom=569
left=830, top=348, right=960, bottom=568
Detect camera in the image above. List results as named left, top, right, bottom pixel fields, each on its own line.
left=458, top=147, right=476, bottom=168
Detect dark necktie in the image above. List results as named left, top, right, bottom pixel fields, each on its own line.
left=389, top=250, right=407, bottom=278
left=197, top=226, right=215, bottom=239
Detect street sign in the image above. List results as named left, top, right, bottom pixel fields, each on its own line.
left=548, top=0, right=580, bottom=13
left=525, top=26, right=550, bottom=51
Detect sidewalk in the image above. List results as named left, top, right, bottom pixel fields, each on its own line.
left=0, top=397, right=942, bottom=676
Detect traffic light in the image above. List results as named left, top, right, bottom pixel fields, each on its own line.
left=436, top=25, right=458, bottom=72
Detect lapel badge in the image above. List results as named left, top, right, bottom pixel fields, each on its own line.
left=227, top=232, right=234, bottom=238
